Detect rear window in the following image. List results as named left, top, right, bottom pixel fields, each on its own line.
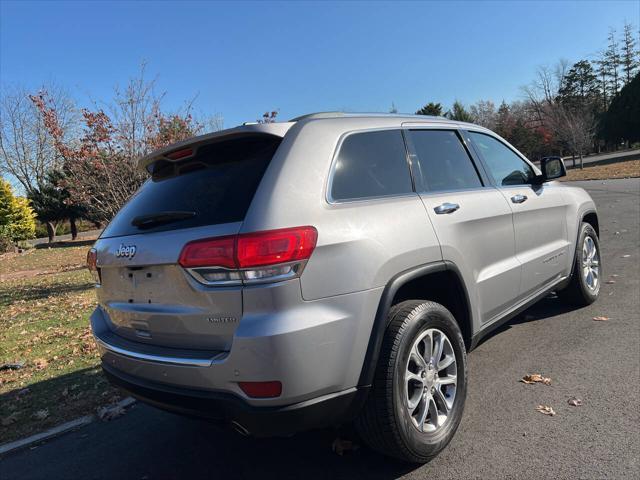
left=101, top=135, right=281, bottom=238
left=330, top=129, right=413, bottom=201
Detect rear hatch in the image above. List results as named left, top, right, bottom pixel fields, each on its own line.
left=93, top=134, right=282, bottom=351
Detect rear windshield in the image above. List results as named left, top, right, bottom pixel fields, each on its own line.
left=101, top=135, right=281, bottom=238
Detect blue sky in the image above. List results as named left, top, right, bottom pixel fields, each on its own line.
left=1, top=1, right=638, bottom=127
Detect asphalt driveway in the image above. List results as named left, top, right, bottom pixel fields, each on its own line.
left=1, top=179, right=639, bottom=480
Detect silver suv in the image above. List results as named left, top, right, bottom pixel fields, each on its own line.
left=88, top=113, right=601, bottom=463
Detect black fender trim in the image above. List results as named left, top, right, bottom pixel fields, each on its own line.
left=357, top=260, right=472, bottom=387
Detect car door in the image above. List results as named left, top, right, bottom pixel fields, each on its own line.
left=405, top=128, right=521, bottom=325
left=467, top=131, right=570, bottom=300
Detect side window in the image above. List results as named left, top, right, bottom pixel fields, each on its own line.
left=468, top=132, right=536, bottom=186
left=409, top=130, right=482, bottom=192
left=330, top=130, right=413, bottom=201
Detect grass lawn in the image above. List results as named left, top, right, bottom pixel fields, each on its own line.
left=562, top=159, right=640, bottom=181
left=0, top=243, right=120, bottom=444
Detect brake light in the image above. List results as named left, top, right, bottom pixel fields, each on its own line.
left=237, top=227, right=317, bottom=268
left=178, top=226, right=317, bottom=285
left=166, top=148, right=193, bottom=160
left=178, top=236, right=236, bottom=269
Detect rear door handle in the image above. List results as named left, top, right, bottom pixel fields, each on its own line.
left=511, top=194, right=528, bottom=204
left=434, top=202, right=460, bottom=214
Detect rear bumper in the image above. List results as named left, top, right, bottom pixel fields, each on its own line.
left=102, top=362, right=366, bottom=436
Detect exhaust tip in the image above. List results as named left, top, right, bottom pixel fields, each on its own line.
left=231, top=420, right=250, bottom=437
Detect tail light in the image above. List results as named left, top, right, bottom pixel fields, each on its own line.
left=179, top=226, right=317, bottom=286
left=86, top=248, right=101, bottom=285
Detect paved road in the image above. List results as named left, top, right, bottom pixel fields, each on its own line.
left=2, top=179, right=639, bottom=480
left=26, top=229, right=102, bottom=247
left=561, top=148, right=640, bottom=169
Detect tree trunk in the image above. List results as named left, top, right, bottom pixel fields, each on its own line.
left=70, top=217, right=78, bottom=241
left=572, top=154, right=576, bottom=168
left=46, top=222, right=56, bottom=243
left=579, top=153, right=584, bottom=170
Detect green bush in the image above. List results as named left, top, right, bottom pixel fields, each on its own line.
left=0, top=179, right=37, bottom=242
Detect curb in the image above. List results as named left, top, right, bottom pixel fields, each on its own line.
left=0, top=397, right=135, bottom=456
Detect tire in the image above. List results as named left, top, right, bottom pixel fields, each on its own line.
left=355, top=300, right=467, bottom=463
left=558, top=222, right=601, bottom=306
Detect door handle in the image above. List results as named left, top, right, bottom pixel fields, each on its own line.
left=434, top=202, right=460, bottom=214
left=511, top=194, right=528, bottom=204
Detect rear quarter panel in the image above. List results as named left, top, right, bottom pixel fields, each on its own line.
left=241, top=118, right=442, bottom=301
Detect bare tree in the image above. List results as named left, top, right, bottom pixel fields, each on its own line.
left=0, top=83, right=76, bottom=195
left=204, top=112, right=224, bottom=132
left=546, top=103, right=596, bottom=169
left=31, top=66, right=203, bottom=222
left=469, top=100, right=497, bottom=129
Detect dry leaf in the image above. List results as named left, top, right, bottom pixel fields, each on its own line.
left=568, top=397, right=583, bottom=407
left=606, top=280, right=616, bottom=284
left=535, top=405, right=556, bottom=416
left=593, top=316, right=609, bottom=321
left=521, top=373, right=552, bottom=385
left=34, top=358, right=48, bottom=370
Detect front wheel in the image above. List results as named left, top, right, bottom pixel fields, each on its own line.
left=355, top=300, right=467, bottom=463
left=558, top=222, right=601, bottom=306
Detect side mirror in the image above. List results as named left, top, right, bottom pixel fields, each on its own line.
left=540, top=156, right=566, bottom=182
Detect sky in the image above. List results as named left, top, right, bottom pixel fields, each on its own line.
left=1, top=0, right=639, bottom=128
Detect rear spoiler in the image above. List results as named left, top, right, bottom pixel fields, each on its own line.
left=137, top=122, right=294, bottom=173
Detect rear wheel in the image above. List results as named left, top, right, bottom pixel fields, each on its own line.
left=355, top=300, right=467, bottom=463
left=558, top=222, right=601, bottom=306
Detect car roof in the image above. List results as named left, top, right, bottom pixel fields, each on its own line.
left=137, top=112, right=486, bottom=171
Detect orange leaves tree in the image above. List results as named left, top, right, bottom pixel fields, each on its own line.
left=31, top=70, right=202, bottom=222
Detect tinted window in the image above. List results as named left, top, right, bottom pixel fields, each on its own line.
left=409, top=130, right=482, bottom=192
left=469, top=132, right=535, bottom=186
left=101, top=135, right=281, bottom=238
left=330, top=130, right=412, bottom=201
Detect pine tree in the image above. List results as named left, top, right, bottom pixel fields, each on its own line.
left=558, top=60, right=601, bottom=111
left=621, top=22, right=639, bottom=85
left=605, top=28, right=622, bottom=96
left=446, top=101, right=474, bottom=122
left=415, top=102, right=443, bottom=116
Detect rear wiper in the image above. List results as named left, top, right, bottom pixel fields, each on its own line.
left=131, top=211, right=196, bottom=229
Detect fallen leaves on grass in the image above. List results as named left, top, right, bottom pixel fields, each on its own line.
left=535, top=405, right=556, bottom=416
left=1, top=412, right=19, bottom=426
left=568, top=397, right=583, bottom=407
left=33, top=358, right=49, bottom=370
left=521, top=373, right=552, bottom=385
left=592, top=316, right=609, bottom=321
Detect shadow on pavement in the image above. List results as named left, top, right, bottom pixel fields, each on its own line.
left=475, top=292, right=585, bottom=349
